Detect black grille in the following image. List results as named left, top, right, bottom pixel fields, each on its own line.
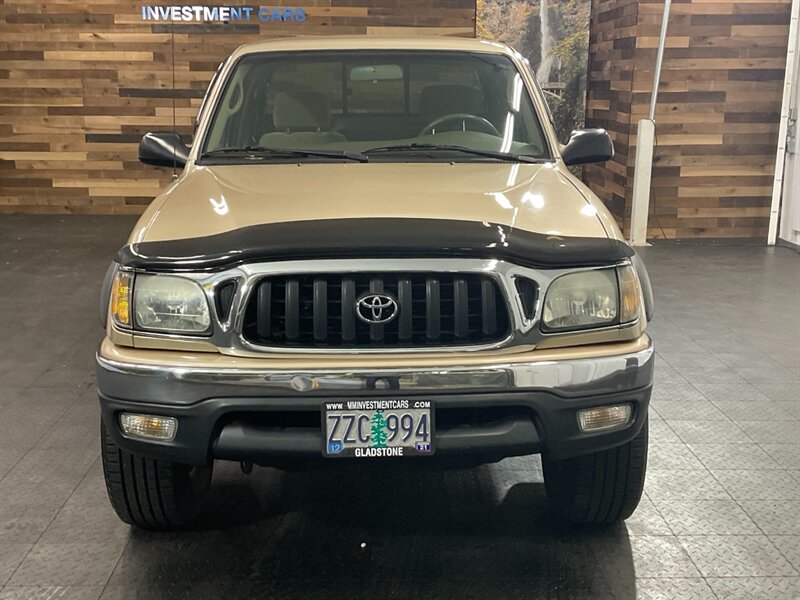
left=214, top=280, right=237, bottom=322
left=242, top=272, right=511, bottom=348
left=515, top=277, right=538, bottom=320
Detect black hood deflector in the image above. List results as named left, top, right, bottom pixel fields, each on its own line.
left=117, top=218, right=634, bottom=272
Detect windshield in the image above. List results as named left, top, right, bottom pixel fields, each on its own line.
left=201, top=51, right=550, bottom=162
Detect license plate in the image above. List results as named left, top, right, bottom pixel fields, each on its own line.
left=322, top=399, right=434, bottom=458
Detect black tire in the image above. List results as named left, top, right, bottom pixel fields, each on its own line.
left=101, top=422, right=213, bottom=529
left=543, top=418, right=648, bottom=524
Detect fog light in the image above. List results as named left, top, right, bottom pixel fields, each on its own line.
left=119, top=413, right=177, bottom=441
left=577, top=404, right=632, bottom=432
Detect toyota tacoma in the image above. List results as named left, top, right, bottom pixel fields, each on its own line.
left=98, top=36, right=654, bottom=529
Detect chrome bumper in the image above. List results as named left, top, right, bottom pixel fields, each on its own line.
left=97, top=337, right=654, bottom=465
left=96, top=337, right=654, bottom=402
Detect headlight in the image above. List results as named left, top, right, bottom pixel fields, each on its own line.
left=542, top=265, right=640, bottom=332
left=134, top=275, right=211, bottom=334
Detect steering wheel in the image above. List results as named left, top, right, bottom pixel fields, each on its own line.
left=418, top=113, right=501, bottom=137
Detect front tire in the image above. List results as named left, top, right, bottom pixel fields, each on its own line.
left=101, top=422, right=212, bottom=529
left=543, top=418, right=648, bottom=524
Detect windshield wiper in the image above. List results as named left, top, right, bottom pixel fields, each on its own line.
left=201, top=146, right=368, bottom=162
left=362, top=143, right=545, bottom=163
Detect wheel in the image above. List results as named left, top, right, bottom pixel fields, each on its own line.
left=101, top=422, right=213, bottom=529
left=418, top=113, right=501, bottom=137
left=543, top=418, right=648, bottom=524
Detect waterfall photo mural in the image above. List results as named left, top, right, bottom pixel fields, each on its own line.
left=477, top=0, right=590, bottom=143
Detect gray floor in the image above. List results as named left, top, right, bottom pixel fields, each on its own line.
left=0, top=215, right=798, bottom=600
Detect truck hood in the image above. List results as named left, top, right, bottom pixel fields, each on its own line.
left=121, top=162, right=632, bottom=271
left=133, top=162, right=609, bottom=243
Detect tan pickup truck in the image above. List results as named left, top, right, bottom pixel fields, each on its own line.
left=97, top=36, right=654, bottom=529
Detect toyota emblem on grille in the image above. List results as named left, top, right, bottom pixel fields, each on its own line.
left=355, top=293, right=399, bottom=324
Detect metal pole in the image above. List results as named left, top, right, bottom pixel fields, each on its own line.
left=648, top=0, right=672, bottom=120
left=629, top=0, right=672, bottom=246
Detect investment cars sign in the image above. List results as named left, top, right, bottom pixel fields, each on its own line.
left=141, top=5, right=306, bottom=22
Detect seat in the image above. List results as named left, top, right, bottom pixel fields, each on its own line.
left=259, top=91, right=345, bottom=148
left=418, top=84, right=486, bottom=124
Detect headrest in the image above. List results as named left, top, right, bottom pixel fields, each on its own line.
left=273, top=91, right=332, bottom=131
left=419, top=85, right=485, bottom=122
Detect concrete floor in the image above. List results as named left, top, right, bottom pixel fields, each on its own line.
left=0, top=215, right=798, bottom=600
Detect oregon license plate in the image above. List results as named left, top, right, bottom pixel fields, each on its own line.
left=322, top=399, right=434, bottom=458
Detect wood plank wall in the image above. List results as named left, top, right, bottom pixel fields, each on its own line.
left=0, top=1, right=476, bottom=214
left=585, top=0, right=792, bottom=238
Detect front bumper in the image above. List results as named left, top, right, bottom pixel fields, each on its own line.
left=97, top=336, right=654, bottom=467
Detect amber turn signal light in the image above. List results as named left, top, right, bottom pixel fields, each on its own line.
left=618, top=265, right=642, bottom=324
left=110, top=270, right=133, bottom=328
left=578, top=404, right=632, bottom=432
left=119, top=413, right=178, bottom=441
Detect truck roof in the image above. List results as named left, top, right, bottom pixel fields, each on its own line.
left=231, top=36, right=516, bottom=59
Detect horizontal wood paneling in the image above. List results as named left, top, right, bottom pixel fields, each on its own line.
left=0, top=1, right=476, bottom=214
left=585, top=0, right=791, bottom=239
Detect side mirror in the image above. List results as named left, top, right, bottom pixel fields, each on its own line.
left=561, top=128, right=614, bottom=166
left=138, top=132, right=189, bottom=169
